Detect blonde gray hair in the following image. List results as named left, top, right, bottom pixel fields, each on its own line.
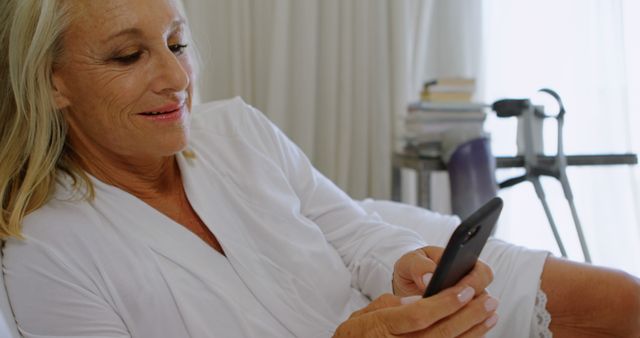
left=0, top=0, right=89, bottom=239
left=0, top=0, right=200, bottom=239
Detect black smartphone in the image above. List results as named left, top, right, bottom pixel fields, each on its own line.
left=423, top=197, right=503, bottom=298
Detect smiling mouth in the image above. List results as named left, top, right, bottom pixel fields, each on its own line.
left=137, top=100, right=186, bottom=119
left=140, top=110, right=174, bottom=116
left=139, top=104, right=183, bottom=116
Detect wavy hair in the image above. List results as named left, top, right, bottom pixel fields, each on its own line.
left=0, top=0, right=200, bottom=239
left=0, top=0, right=86, bottom=239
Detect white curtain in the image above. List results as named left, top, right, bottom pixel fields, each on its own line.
left=409, top=0, right=484, bottom=212
left=481, top=0, right=640, bottom=274
left=180, top=0, right=640, bottom=273
left=419, top=0, right=483, bottom=86
left=182, top=0, right=433, bottom=200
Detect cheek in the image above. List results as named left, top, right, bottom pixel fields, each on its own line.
left=65, top=65, right=141, bottom=115
left=63, top=69, right=145, bottom=139
left=94, top=71, right=144, bottom=111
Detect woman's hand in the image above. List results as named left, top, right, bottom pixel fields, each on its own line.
left=392, top=246, right=493, bottom=297
left=334, top=246, right=498, bottom=337
left=334, top=286, right=499, bottom=337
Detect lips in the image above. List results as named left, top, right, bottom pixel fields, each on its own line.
left=140, top=111, right=174, bottom=116
left=139, top=102, right=183, bottom=116
left=137, top=102, right=186, bottom=122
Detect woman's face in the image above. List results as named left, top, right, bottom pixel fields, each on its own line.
left=53, top=0, right=194, bottom=164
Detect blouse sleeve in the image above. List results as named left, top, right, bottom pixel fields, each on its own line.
left=243, top=105, right=428, bottom=299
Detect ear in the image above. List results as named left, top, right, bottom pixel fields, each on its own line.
left=51, top=72, right=71, bottom=109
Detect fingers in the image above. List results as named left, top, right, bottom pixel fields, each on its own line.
left=393, top=245, right=495, bottom=299
left=419, top=292, right=499, bottom=338
left=349, top=293, right=401, bottom=318
left=456, top=258, right=494, bottom=296
left=457, top=313, right=499, bottom=338
left=341, top=288, right=499, bottom=338
left=380, top=285, right=478, bottom=335
left=393, top=248, right=438, bottom=295
left=415, top=246, right=494, bottom=295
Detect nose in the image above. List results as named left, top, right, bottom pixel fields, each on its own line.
left=151, top=48, right=191, bottom=95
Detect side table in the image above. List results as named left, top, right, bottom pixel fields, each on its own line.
left=392, top=152, right=638, bottom=209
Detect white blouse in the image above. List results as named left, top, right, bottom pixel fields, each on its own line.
left=3, top=97, right=428, bottom=338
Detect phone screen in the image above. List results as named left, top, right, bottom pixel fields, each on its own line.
left=423, top=197, right=503, bottom=297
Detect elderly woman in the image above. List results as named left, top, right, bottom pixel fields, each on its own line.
left=0, top=0, right=638, bottom=337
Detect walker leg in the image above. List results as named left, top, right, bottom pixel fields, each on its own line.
left=532, top=177, right=568, bottom=258
left=559, top=172, right=592, bottom=263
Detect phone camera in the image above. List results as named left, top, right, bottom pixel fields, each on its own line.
left=463, top=225, right=481, bottom=243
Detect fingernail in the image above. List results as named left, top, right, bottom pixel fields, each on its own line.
left=400, top=295, right=422, bottom=305
left=422, top=273, right=433, bottom=287
left=457, top=286, right=475, bottom=303
left=484, top=313, right=498, bottom=328
left=484, top=297, right=499, bottom=312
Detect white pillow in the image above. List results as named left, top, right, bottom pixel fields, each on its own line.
left=358, top=198, right=460, bottom=246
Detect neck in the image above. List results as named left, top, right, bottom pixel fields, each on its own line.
left=67, top=143, right=183, bottom=200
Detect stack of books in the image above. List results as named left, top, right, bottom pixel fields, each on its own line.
left=420, top=78, right=476, bottom=103
left=400, top=85, right=487, bottom=157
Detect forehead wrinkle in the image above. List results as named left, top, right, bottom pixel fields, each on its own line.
left=68, top=0, right=188, bottom=49
left=64, top=2, right=131, bottom=50
left=74, top=0, right=128, bottom=27
left=103, top=18, right=186, bottom=44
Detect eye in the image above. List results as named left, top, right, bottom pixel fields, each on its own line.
left=112, top=51, right=142, bottom=65
left=169, top=43, right=188, bottom=56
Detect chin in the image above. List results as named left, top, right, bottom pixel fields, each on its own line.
left=167, top=140, right=190, bottom=157
left=152, top=132, right=190, bottom=158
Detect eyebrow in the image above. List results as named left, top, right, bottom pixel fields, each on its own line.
left=103, top=18, right=186, bottom=43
